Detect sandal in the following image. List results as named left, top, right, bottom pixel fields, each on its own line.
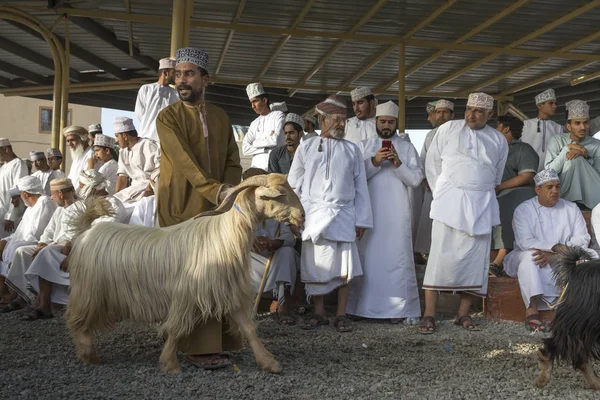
left=525, top=314, right=546, bottom=332
left=301, top=313, right=329, bottom=330
left=419, top=316, right=436, bottom=335
left=21, top=308, right=53, bottom=321
left=0, top=301, right=21, bottom=313
left=278, top=314, right=296, bottom=326
left=488, top=263, right=503, bottom=277
left=455, top=315, right=480, bottom=331
left=185, top=354, right=231, bottom=370
left=333, top=315, right=353, bottom=332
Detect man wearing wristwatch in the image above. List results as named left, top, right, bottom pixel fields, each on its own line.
left=503, top=168, right=598, bottom=331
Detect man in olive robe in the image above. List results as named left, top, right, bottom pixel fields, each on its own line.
left=156, top=47, right=242, bottom=369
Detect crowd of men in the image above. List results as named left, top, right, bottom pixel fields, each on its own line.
left=1, top=46, right=599, bottom=369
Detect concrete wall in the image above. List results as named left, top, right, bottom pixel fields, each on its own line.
left=0, top=95, right=101, bottom=160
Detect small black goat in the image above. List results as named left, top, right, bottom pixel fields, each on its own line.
left=535, top=246, right=600, bottom=390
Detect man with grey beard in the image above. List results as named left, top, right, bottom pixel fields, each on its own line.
left=288, top=94, right=372, bottom=333
left=63, top=126, right=100, bottom=187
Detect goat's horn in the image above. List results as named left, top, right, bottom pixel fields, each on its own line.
left=214, top=174, right=270, bottom=213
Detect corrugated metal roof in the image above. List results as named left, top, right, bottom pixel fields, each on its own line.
left=0, top=0, right=597, bottom=128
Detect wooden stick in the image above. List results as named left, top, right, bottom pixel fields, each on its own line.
left=252, top=226, right=280, bottom=317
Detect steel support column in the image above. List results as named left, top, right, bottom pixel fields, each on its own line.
left=397, top=42, right=406, bottom=133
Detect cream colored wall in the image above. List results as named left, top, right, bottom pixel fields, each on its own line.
left=0, top=95, right=101, bottom=161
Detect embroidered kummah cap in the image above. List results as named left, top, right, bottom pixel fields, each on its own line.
left=159, top=57, right=176, bottom=70
left=315, top=94, right=347, bottom=116
left=0, top=138, right=9, bottom=147
left=304, top=114, right=317, bottom=125
left=62, top=125, right=88, bottom=140
left=426, top=101, right=437, bottom=113
left=175, top=47, right=209, bottom=71
left=535, top=89, right=556, bottom=105
left=93, top=134, right=116, bottom=148
left=29, top=151, right=45, bottom=162
left=88, top=124, right=102, bottom=134
left=246, top=82, right=265, bottom=100
left=50, top=177, right=73, bottom=191
left=46, top=148, right=62, bottom=158
left=113, top=117, right=136, bottom=134
left=534, top=168, right=560, bottom=186
left=565, top=99, right=589, bottom=120
left=375, top=101, right=399, bottom=118
left=467, top=92, right=494, bottom=110
left=435, top=99, right=454, bottom=111
left=350, top=87, right=373, bottom=101
left=270, top=102, right=288, bottom=112
left=284, top=113, right=305, bottom=131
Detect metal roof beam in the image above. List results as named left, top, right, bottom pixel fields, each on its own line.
left=0, top=35, right=83, bottom=81
left=498, top=61, right=591, bottom=96
left=215, top=0, right=248, bottom=75
left=460, top=31, right=600, bottom=94
left=340, top=0, right=458, bottom=89
left=254, top=0, right=316, bottom=81
left=375, top=0, right=532, bottom=91
left=571, top=70, right=600, bottom=86
left=68, top=16, right=159, bottom=71
left=0, top=76, right=14, bottom=87
left=6, top=20, right=131, bottom=80
left=416, top=0, right=600, bottom=94
left=0, top=59, right=49, bottom=84
left=287, top=0, right=390, bottom=97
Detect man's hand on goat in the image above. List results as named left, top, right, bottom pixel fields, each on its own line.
left=3, top=220, right=15, bottom=233
left=356, top=227, right=366, bottom=241
left=218, top=184, right=234, bottom=204
left=532, top=249, right=554, bottom=268
left=61, top=241, right=72, bottom=257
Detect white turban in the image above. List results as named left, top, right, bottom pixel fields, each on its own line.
left=78, top=169, right=110, bottom=199
left=8, top=186, right=20, bottom=198
left=17, top=175, right=43, bottom=195
left=376, top=101, right=399, bottom=118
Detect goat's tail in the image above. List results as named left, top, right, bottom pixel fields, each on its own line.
left=552, top=245, right=595, bottom=289
left=70, top=196, right=115, bottom=237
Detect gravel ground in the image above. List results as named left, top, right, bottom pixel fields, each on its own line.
left=1, top=311, right=598, bottom=400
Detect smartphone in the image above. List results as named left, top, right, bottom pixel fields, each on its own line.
left=382, top=140, right=392, bottom=150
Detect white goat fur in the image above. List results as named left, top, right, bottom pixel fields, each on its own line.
left=65, top=174, right=304, bottom=373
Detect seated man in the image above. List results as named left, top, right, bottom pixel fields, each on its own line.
left=20, top=172, right=127, bottom=320
left=246, top=168, right=299, bottom=325
left=91, top=134, right=119, bottom=194
left=3, top=177, right=76, bottom=312
left=490, top=115, right=539, bottom=275
left=45, top=148, right=66, bottom=178
left=545, top=100, right=600, bottom=210
left=504, top=168, right=597, bottom=331
left=30, top=151, right=62, bottom=195
left=0, top=176, right=55, bottom=312
left=129, top=170, right=159, bottom=228
left=113, top=117, right=160, bottom=211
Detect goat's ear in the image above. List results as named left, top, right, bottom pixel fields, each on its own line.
left=256, top=187, right=285, bottom=200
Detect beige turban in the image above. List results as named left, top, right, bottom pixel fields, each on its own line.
left=78, top=169, right=110, bottom=199
left=50, top=177, right=73, bottom=191
left=62, top=125, right=88, bottom=140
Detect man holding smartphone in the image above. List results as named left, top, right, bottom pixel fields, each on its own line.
left=347, top=101, right=424, bottom=323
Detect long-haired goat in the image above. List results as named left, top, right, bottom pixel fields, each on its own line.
left=65, top=174, right=304, bottom=374
left=534, top=246, right=600, bottom=390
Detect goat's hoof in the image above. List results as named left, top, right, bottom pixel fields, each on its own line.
left=78, top=352, right=100, bottom=365
left=534, top=376, right=549, bottom=389
left=260, top=358, right=282, bottom=374
left=584, top=381, right=600, bottom=391
left=161, top=362, right=182, bottom=374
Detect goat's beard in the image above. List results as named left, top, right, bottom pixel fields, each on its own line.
left=69, top=144, right=85, bottom=160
